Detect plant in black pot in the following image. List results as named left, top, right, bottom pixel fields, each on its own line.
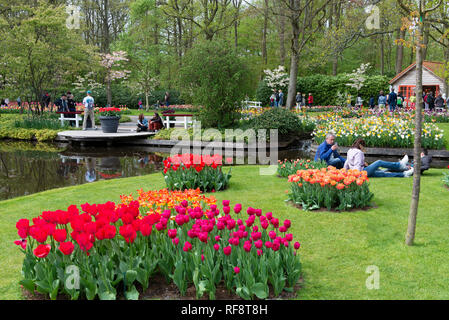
left=97, top=107, right=123, bottom=133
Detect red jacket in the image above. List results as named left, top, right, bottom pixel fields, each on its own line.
left=308, top=96, right=313, bottom=104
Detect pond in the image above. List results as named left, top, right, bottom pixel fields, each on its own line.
left=0, top=140, right=315, bottom=201
left=1, top=140, right=447, bottom=201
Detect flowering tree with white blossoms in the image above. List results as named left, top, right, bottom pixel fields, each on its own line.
left=73, top=71, right=103, bottom=95
left=100, top=51, right=131, bottom=106
left=263, top=65, right=289, bottom=91
left=346, top=63, right=371, bottom=94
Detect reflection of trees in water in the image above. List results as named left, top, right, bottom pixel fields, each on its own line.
left=0, top=150, right=165, bottom=200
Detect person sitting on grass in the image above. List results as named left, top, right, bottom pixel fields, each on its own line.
left=149, top=112, right=164, bottom=132
left=344, top=138, right=414, bottom=178
left=420, top=149, right=432, bottom=174
left=137, top=113, right=148, bottom=132
left=315, top=133, right=346, bottom=169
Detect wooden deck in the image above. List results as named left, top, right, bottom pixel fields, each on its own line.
left=57, top=129, right=155, bottom=145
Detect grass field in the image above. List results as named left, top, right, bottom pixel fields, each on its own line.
left=1, top=166, right=448, bottom=300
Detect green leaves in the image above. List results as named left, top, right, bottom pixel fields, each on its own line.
left=164, top=166, right=232, bottom=192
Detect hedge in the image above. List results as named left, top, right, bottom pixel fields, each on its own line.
left=256, top=74, right=390, bottom=106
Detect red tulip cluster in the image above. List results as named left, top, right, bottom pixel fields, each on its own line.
left=163, top=154, right=232, bottom=174
left=15, top=201, right=161, bottom=258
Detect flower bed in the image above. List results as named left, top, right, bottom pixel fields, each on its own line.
left=313, top=116, right=445, bottom=149
left=96, top=107, right=123, bottom=118
left=277, top=159, right=327, bottom=178
left=163, top=154, right=232, bottom=192
left=15, top=190, right=301, bottom=300
left=287, top=167, right=373, bottom=211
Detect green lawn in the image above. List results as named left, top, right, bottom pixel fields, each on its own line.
left=1, top=166, right=448, bottom=300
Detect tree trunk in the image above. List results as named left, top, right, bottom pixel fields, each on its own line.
left=444, top=43, right=449, bottom=97
left=395, top=28, right=405, bottom=74
left=106, top=77, right=112, bottom=106
left=262, top=0, right=269, bottom=66
left=422, top=22, right=430, bottom=61
left=380, top=35, right=385, bottom=75
left=278, top=1, right=286, bottom=66
left=332, top=56, right=338, bottom=76
left=405, top=21, right=424, bottom=246
left=287, top=7, right=300, bottom=109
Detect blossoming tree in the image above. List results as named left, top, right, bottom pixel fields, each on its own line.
left=263, top=65, right=289, bottom=91
left=100, top=51, right=131, bottom=106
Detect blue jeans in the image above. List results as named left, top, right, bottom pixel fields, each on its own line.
left=328, top=158, right=344, bottom=169
left=389, top=104, right=396, bottom=112
left=364, top=160, right=404, bottom=178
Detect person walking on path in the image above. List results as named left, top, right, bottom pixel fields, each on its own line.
left=369, top=96, right=375, bottom=109
left=17, top=97, right=21, bottom=108
left=164, top=92, right=170, bottom=107
left=82, top=90, right=96, bottom=131
left=355, top=95, right=363, bottom=108
left=427, top=92, right=435, bottom=111
left=296, top=92, right=302, bottom=111
left=138, top=99, right=143, bottom=110
left=278, top=90, right=284, bottom=107
left=397, top=93, right=404, bottom=109
left=410, top=93, right=416, bottom=109
left=435, top=93, right=444, bottom=110
left=424, top=92, right=429, bottom=110
left=387, top=88, right=397, bottom=112
left=308, top=93, right=314, bottom=107
left=377, top=91, right=387, bottom=112
left=275, top=90, right=280, bottom=107
left=270, top=92, right=276, bottom=107
left=344, top=139, right=413, bottom=178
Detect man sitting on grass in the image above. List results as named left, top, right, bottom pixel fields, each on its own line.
left=315, top=133, right=346, bottom=169
left=420, top=149, right=432, bottom=174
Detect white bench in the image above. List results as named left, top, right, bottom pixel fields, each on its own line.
left=242, top=100, right=262, bottom=109
left=163, top=114, right=193, bottom=129
left=56, top=112, right=83, bottom=128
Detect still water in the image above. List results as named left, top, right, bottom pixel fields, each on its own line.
left=0, top=141, right=165, bottom=200
left=1, top=140, right=447, bottom=201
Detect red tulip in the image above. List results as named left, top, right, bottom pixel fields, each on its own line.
left=59, top=242, right=75, bottom=255
left=34, top=244, right=51, bottom=258
left=223, top=246, right=232, bottom=256
left=53, top=229, right=67, bottom=242
left=234, top=266, right=240, bottom=274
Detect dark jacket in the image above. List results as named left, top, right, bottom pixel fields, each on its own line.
left=55, top=98, right=68, bottom=112
left=296, top=94, right=302, bottom=103
left=314, top=141, right=346, bottom=164
left=420, top=155, right=432, bottom=174
left=427, top=95, right=435, bottom=108
left=435, top=96, right=444, bottom=108
left=387, top=92, right=397, bottom=106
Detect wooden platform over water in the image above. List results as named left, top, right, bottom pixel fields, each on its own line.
left=57, top=129, right=155, bottom=145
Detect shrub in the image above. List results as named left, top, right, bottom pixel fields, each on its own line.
left=252, top=108, right=315, bottom=140
left=256, top=74, right=389, bottom=106
left=277, top=159, right=328, bottom=178
left=287, top=167, right=374, bottom=211
left=163, top=154, right=232, bottom=192
left=15, top=190, right=301, bottom=300
left=179, top=39, right=251, bottom=128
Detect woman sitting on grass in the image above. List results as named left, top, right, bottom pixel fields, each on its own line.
left=137, top=113, right=148, bottom=132
left=344, top=138, right=414, bottom=178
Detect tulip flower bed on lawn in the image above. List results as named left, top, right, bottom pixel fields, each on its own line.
left=287, top=167, right=374, bottom=211
left=313, top=116, right=445, bottom=149
left=14, top=189, right=301, bottom=300
left=163, top=154, right=232, bottom=192
left=277, top=159, right=327, bottom=178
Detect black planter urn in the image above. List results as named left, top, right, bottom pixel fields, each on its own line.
left=99, top=116, right=120, bottom=133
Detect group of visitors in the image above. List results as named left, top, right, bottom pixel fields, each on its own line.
left=370, top=89, right=449, bottom=112
left=270, top=90, right=284, bottom=107
left=138, top=92, right=171, bottom=110
left=315, top=133, right=432, bottom=178
left=295, top=92, right=314, bottom=110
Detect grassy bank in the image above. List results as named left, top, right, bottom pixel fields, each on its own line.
left=1, top=166, right=448, bottom=300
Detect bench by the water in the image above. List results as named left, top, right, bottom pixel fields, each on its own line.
left=56, top=111, right=83, bottom=128
left=163, top=114, right=193, bottom=129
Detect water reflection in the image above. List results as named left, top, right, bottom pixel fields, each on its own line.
left=0, top=141, right=165, bottom=200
